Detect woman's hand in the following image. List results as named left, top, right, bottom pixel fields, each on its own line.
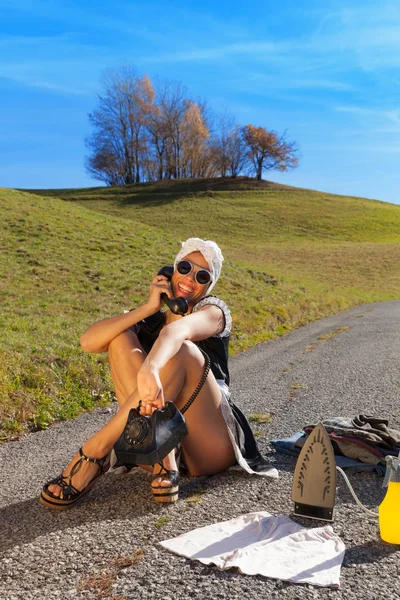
left=137, top=363, right=165, bottom=415
left=146, top=274, right=172, bottom=314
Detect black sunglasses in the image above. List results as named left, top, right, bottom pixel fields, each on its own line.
left=176, top=260, right=212, bottom=285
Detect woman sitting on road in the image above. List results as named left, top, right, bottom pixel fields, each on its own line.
left=40, top=238, right=277, bottom=509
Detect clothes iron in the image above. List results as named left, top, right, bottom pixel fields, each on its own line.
left=291, top=423, right=337, bottom=522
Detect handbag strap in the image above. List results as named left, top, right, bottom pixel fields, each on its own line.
left=180, top=348, right=211, bottom=415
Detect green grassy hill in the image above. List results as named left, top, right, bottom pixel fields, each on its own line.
left=2, top=177, right=400, bottom=441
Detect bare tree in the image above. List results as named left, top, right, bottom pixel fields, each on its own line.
left=180, top=100, right=210, bottom=177
left=85, top=66, right=155, bottom=185
left=241, top=125, right=298, bottom=180
left=146, top=105, right=169, bottom=181
left=210, top=111, right=247, bottom=178
left=155, top=80, right=188, bottom=179
left=215, top=109, right=236, bottom=177
left=225, top=126, right=247, bottom=178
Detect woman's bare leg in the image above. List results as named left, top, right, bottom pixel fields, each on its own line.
left=173, top=343, right=235, bottom=477
left=108, top=330, right=146, bottom=407
left=46, top=348, right=186, bottom=497
left=149, top=342, right=236, bottom=487
left=46, top=342, right=235, bottom=497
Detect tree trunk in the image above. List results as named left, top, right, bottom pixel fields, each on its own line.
left=134, top=133, right=140, bottom=182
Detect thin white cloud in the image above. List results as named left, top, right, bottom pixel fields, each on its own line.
left=0, top=33, right=72, bottom=47
left=0, top=70, right=95, bottom=95
left=0, top=2, right=182, bottom=46
left=334, top=106, right=400, bottom=126
left=307, top=141, right=400, bottom=154
left=243, top=72, right=355, bottom=92
left=12, top=76, right=92, bottom=96
left=142, top=40, right=288, bottom=64
left=306, top=4, right=400, bottom=72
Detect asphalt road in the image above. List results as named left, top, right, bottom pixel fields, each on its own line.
left=1, top=301, right=400, bottom=599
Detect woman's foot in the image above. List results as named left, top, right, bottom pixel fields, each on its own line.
left=151, top=450, right=180, bottom=503
left=40, top=446, right=110, bottom=510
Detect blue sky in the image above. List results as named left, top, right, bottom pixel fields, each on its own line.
left=1, top=0, right=400, bottom=204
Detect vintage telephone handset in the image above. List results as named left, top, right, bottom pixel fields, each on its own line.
left=157, top=266, right=188, bottom=316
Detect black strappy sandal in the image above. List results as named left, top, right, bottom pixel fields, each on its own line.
left=40, top=447, right=110, bottom=510
left=151, top=462, right=180, bottom=503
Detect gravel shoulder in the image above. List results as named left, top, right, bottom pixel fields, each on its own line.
left=1, top=301, right=400, bottom=599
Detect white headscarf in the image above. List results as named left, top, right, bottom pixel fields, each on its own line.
left=174, top=237, right=224, bottom=294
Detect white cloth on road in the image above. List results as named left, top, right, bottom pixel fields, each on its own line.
left=160, top=511, right=345, bottom=588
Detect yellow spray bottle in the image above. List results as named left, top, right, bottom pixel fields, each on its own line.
left=379, top=453, right=400, bottom=544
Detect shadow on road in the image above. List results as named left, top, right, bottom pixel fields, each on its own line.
left=0, top=470, right=228, bottom=553
left=343, top=540, right=399, bottom=564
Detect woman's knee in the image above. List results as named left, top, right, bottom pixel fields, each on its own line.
left=175, top=340, right=204, bottom=367
left=108, top=330, right=143, bottom=360
left=164, top=341, right=205, bottom=385
left=159, top=342, right=206, bottom=401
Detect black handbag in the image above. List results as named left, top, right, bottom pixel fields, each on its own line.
left=113, top=349, right=210, bottom=465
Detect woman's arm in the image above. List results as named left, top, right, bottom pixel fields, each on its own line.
left=138, top=305, right=223, bottom=413
left=80, top=304, right=154, bottom=354
left=80, top=273, right=173, bottom=353
left=145, top=305, right=223, bottom=370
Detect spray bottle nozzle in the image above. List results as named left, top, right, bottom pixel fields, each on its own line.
left=382, top=451, right=400, bottom=488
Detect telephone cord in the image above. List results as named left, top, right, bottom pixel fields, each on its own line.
left=180, top=349, right=211, bottom=415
